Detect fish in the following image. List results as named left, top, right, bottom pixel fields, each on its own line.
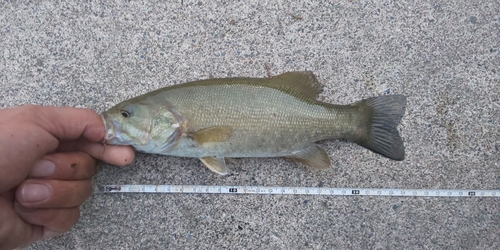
left=101, top=71, right=406, bottom=175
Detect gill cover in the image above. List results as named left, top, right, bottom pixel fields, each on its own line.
left=102, top=97, right=186, bottom=154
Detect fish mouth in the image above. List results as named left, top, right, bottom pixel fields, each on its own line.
left=101, top=112, right=116, bottom=143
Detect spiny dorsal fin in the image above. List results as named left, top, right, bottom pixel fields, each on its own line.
left=200, top=156, right=228, bottom=175
left=286, top=144, right=331, bottom=170
left=187, top=126, right=233, bottom=145
left=270, top=71, right=322, bottom=100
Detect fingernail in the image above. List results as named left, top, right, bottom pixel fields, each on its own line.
left=31, top=160, right=56, bottom=177
left=22, top=183, right=51, bottom=203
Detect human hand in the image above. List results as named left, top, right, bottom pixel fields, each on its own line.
left=0, top=105, right=135, bottom=249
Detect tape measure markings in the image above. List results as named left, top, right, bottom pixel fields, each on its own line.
left=103, top=185, right=499, bottom=197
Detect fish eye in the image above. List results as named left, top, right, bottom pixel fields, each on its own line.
left=121, top=110, right=131, bottom=118
left=119, top=105, right=134, bottom=118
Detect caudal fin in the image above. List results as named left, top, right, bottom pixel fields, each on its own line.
left=352, top=95, right=407, bottom=160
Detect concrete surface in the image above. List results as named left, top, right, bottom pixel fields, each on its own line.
left=1, top=0, right=499, bottom=249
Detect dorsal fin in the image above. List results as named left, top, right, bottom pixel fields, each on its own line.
left=270, top=71, right=322, bottom=100
left=138, top=71, right=324, bottom=104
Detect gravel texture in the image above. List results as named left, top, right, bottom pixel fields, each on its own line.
left=0, top=1, right=498, bottom=249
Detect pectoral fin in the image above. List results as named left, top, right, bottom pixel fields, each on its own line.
left=286, top=144, right=331, bottom=170
left=200, top=156, right=228, bottom=175
left=188, top=126, right=233, bottom=145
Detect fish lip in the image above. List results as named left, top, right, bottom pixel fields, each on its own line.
left=101, top=112, right=116, bottom=142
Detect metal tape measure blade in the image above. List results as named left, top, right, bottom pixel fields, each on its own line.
left=103, top=185, right=499, bottom=198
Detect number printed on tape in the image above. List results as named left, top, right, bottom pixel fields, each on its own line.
left=103, top=185, right=500, bottom=198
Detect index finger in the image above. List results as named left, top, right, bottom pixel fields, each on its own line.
left=0, top=106, right=108, bottom=193
left=31, top=106, right=136, bottom=165
left=58, top=140, right=135, bottom=166
left=32, top=106, right=105, bottom=143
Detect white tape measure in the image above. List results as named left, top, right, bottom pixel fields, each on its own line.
left=103, top=185, right=499, bottom=197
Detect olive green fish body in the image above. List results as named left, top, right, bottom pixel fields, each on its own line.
left=150, top=81, right=355, bottom=158
left=102, top=71, right=406, bottom=175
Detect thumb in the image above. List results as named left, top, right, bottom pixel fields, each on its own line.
left=31, top=106, right=105, bottom=143
left=0, top=106, right=105, bottom=192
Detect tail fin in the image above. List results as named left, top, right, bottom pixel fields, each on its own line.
left=351, top=95, right=407, bottom=160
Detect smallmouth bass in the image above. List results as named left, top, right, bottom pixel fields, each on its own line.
left=101, top=71, right=406, bottom=175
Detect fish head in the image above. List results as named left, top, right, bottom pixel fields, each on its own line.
left=101, top=99, right=184, bottom=153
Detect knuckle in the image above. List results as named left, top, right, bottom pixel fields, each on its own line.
left=61, top=181, right=92, bottom=206
left=52, top=208, right=80, bottom=232
left=0, top=221, right=10, bottom=247
left=0, top=201, right=35, bottom=249
left=83, top=154, right=99, bottom=177
left=82, top=181, right=93, bottom=200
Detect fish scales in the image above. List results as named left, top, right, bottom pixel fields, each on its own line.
left=155, top=82, right=354, bottom=157
left=101, top=71, right=406, bottom=175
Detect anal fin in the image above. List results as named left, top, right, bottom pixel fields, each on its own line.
left=200, top=156, right=228, bottom=175
left=286, top=144, right=331, bottom=170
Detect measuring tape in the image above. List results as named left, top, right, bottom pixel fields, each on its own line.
left=103, top=185, right=499, bottom=197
